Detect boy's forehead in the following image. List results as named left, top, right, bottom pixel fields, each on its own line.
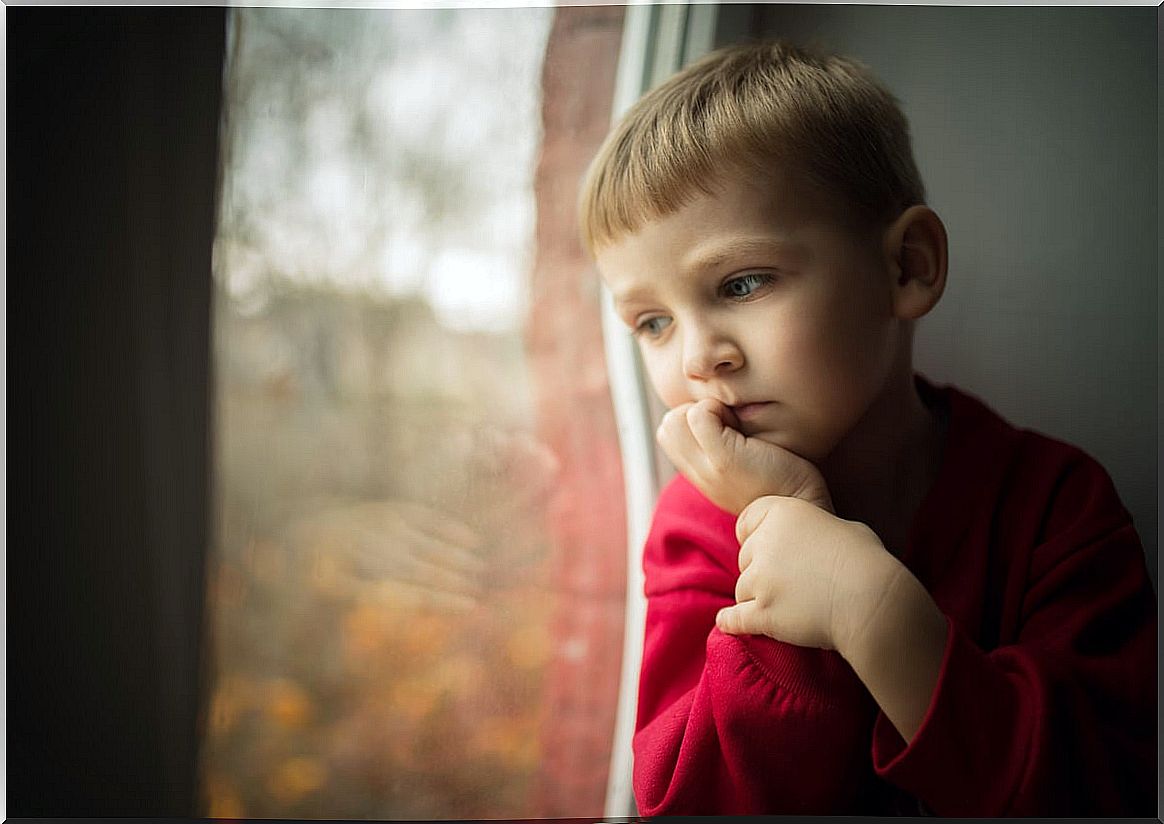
left=597, top=171, right=828, bottom=282
left=633, top=164, right=843, bottom=238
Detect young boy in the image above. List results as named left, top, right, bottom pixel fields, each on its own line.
left=579, top=41, right=1156, bottom=816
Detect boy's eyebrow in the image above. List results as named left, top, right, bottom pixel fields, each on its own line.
left=611, top=285, right=655, bottom=310
left=682, top=237, right=804, bottom=274
left=609, top=237, right=806, bottom=310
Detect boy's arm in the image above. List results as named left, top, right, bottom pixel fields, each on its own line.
left=632, top=476, right=876, bottom=815
left=834, top=559, right=948, bottom=746
left=858, top=453, right=1156, bottom=816
left=662, top=397, right=1156, bottom=815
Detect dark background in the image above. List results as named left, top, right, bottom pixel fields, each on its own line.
left=9, top=9, right=226, bottom=815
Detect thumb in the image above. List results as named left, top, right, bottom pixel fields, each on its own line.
left=716, top=601, right=757, bottom=636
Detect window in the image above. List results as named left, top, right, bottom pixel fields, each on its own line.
left=202, top=7, right=629, bottom=818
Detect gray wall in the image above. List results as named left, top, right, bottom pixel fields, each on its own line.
left=716, top=5, right=1158, bottom=588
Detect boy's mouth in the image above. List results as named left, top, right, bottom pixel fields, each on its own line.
left=730, top=402, right=773, bottom=422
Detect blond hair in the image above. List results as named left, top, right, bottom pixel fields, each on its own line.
left=579, top=40, right=926, bottom=253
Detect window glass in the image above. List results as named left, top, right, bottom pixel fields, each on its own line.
left=203, top=8, right=627, bottom=818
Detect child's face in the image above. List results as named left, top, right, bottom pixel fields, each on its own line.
left=596, top=169, right=904, bottom=464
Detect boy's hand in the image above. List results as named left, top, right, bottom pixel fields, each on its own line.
left=715, top=494, right=902, bottom=653
left=659, top=398, right=902, bottom=654
left=656, top=399, right=832, bottom=514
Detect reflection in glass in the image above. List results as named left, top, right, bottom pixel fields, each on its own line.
left=202, top=8, right=624, bottom=818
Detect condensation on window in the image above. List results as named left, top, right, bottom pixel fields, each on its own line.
left=202, top=8, right=626, bottom=818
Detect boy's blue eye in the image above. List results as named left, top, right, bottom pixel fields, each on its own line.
left=722, top=272, right=771, bottom=299
left=635, top=316, right=672, bottom=337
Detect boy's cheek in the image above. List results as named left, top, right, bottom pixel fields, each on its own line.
left=644, top=364, right=691, bottom=412
left=637, top=349, right=679, bottom=407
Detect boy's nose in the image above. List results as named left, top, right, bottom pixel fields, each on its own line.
left=682, top=329, right=743, bottom=380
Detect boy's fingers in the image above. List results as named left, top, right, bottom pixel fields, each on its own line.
left=693, top=397, right=737, bottom=427
left=686, top=401, right=729, bottom=456
left=736, top=495, right=776, bottom=545
left=737, top=536, right=754, bottom=573
left=716, top=601, right=758, bottom=636
left=657, top=406, right=704, bottom=470
left=734, top=568, right=754, bottom=602
left=655, top=405, right=688, bottom=446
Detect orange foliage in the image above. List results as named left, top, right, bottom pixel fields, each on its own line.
left=266, top=756, right=328, bottom=804
left=266, top=679, right=314, bottom=729
left=506, top=624, right=551, bottom=671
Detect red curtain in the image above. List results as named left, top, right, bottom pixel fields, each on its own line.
left=525, top=5, right=629, bottom=816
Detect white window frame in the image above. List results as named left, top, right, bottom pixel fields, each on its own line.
left=600, top=4, right=718, bottom=818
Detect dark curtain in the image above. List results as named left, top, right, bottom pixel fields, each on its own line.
left=8, top=8, right=226, bottom=815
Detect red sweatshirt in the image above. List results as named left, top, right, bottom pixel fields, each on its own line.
left=633, top=381, right=1157, bottom=816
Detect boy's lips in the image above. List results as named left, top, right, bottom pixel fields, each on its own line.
left=730, top=401, right=774, bottom=421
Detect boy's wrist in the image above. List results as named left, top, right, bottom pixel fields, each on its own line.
left=837, top=557, right=940, bottom=661
left=836, top=559, right=948, bottom=743
left=833, top=549, right=908, bottom=660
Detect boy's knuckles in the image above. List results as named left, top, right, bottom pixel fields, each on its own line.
left=735, top=501, right=768, bottom=542
left=753, top=496, right=793, bottom=528
left=787, top=495, right=819, bottom=519
left=856, top=521, right=880, bottom=543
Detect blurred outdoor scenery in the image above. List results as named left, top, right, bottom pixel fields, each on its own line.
left=202, top=8, right=624, bottom=818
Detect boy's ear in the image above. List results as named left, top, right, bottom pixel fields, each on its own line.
left=883, top=205, right=948, bottom=320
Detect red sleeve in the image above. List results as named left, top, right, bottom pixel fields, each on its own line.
left=872, top=451, right=1158, bottom=816
left=632, top=476, right=876, bottom=815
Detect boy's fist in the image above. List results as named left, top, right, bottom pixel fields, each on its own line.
left=656, top=398, right=833, bottom=514
left=716, top=493, right=901, bottom=654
